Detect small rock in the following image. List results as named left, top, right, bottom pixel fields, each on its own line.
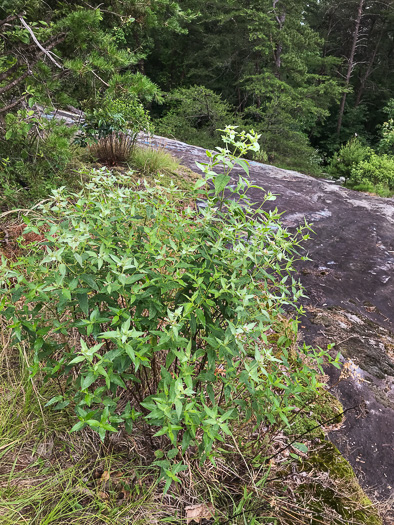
left=36, top=438, right=54, bottom=459
left=343, top=312, right=364, bottom=325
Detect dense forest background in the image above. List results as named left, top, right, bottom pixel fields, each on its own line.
left=1, top=0, right=394, bottom=181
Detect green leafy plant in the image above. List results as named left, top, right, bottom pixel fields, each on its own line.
left=328, top=127, right=394, bottom=196
left=328, top=136, right=372, bottom=182
left=377, top=100, right=394, bottom=155
left=378, top=119, right=394, bottom=155
left=79, top=96, right=150, bottom=164
left=0, top=127, right=339, bottom=492
left=349, top=153, right=394, bottom=193
left=0, top=109, right=78, bottom=209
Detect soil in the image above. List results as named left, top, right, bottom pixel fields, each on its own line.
left=141, top=134, right=394, bottom=510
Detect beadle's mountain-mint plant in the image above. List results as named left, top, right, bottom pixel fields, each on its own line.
left=0, top=127, right=338, bottom=491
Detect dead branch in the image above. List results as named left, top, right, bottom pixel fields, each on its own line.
left=17, top=16, right=63, bottom=69
left=91, top=69, right=110, bottom=87
left=0, top=35, right=66, bottom=102
left=0, top=62, right=22, bottom=84
left=0, top=95, right=27, bottom=114
left=0, top=14, right=21, bottom=30
left=0, top=70, right=31, bottom=96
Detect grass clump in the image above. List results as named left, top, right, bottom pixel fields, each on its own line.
left=130, top=145, right=180, bottom=176
left=126, top=145, right=199, bottom=193
left=125, top=146, right=201, bottom=193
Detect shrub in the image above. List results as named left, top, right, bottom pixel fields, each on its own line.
left=155, top=86, right=237, bottom=149
left=378, top=119, right=394, bottom=156
left=0, top=127, right=338, bottom=490
left=79, top=96, right=150, bottom=164
left=0, top=109, right=78, bottom=209
left=349, top=153, right=394, bottom=191
left=328, top=136, right=372, bottom=182
left=378, top=99, right=394, bottom=155
left=328, top=130, right=394, bottom=196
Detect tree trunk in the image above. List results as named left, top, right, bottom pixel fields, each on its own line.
left=337, top=0, right=364, bottom=135
left=272, top=0, right=286, bottom=78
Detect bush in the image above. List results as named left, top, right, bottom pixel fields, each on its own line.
left=155, top=86, right=237, bottom=149
left=0, top=127, right=338, bottom=490
left=328, top=136, right=372, bottom=182
left=328, top=131, right=394, bottom=196
left=377, top=99, right=394, bottom=155
left=349, top=153, right=394, bottom=192
left=0, top=109, right=79, bottom=209
left=378, top=118, right=394, bottom=155
left=79, top=96, right=150, bottom=164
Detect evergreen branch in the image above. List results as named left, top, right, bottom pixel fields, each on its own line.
left=0, top=35, right=65, bottom=99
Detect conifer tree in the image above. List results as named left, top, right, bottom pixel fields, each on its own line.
left=0, top=0, right=189, bottom=116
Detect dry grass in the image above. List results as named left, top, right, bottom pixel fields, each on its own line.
left=89, top=132, right=137, bottom=165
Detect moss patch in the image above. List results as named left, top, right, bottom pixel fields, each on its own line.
left=299, top=442, right=382, bottom=524
left=286, top=389, right=343, bottom=439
